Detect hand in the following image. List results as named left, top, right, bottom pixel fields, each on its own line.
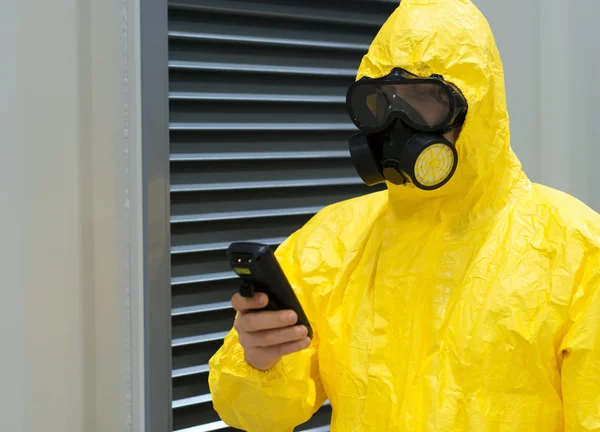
left=232, top=292, right=311, bottom=371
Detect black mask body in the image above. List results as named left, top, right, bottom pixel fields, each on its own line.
left=346, top=68, right=468, bottom=190
left=349, top=121, right=459, bottom=190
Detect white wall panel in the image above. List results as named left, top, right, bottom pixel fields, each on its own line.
left=474, top=0, right=600, bottom=211
left=0, top=0, right=144, bottom=431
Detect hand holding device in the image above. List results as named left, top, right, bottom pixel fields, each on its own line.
left=227, top=242, right=313, bottom=370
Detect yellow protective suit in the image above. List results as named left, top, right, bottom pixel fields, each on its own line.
left=208, top=0, right=600, bottom=430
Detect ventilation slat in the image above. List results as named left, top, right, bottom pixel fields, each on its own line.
left=173, top=394, right=212, bottom=409
left=169, top=70, right=351, bottom=98
left=171, top=272, right=235, bottom=287
left=175, top=420, right=232, bottom=432
left=169, top=101, right=349, bottom=124
left=168, top=5, right=377, bottom=56
left=172, top=364, right=210, bottom=379
left=300, top=427, right=330, bottom=432
left=171, top=236, right=286, bottom=255
left=172, top=331, right=230, bottom=348
left=169, top=61, right=357, bottom=77
left=170, top=150, right=349, bottom=162
left=169, top=92, right=346, bottom=104
left=171, top=215, right=309, bottom=253
left=170, top=184, right=382, bottom=223
left=170, top=158, right=360, bottom=189
left=170, top=122, right=356, bottom=132
left=168, top=31, right=369, bottom=52
left=171, top=205, right=324, bottom=225
left=168, top=0, right=388, bottom=27
left=169, top=130, right=355, bottom=153
left=171, top=178, right=364, bottom=193
left=172, top=302, right=232, bottom=318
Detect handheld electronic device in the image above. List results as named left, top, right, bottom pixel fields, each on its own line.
left=226, top=242, right=313, bottom=339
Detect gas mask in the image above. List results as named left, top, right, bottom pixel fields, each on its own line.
left=346, top=68, right=468, bottom=190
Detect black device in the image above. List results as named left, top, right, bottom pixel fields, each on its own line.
left=226, top=242, right=313, bottom=339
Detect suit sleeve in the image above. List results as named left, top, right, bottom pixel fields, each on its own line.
left=208, top=211, right=332, bottom=432
left=561, top=253, right=600, bottom=431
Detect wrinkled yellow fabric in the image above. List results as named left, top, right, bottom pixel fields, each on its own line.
left=208, top=0, right=600, bottom=430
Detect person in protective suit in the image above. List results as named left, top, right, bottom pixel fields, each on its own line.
left=209, top=0, right=600, bottom=430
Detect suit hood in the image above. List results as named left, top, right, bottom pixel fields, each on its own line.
left=357, top=0, right=530, bottom=224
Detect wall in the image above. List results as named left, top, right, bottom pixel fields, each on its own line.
left=474, top=0, right=600, bottom=211
left=0, top=0, right=144, bottom=431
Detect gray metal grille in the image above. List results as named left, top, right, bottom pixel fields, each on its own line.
left=168, top=1, right=397, bottom=430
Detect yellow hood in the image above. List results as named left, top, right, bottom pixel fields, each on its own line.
left=358, top=0, right=528, bottom=225
left=209, top=1, right=600, bottom=431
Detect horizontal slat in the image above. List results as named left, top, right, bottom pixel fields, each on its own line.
left=168, top=69, right=350, bottom=99
left=173, top=369, right=213, bottom=407
left=175, top=420, right=230, bottom=432
left=170, top=183, right=382, bottom=225
left=170, top=98, right=348, bottom=123
left=170, top=213, right=308, bottom=250
left=169, top=259, right=229, bottom=287
left=168, top=0, right=386, bottom=27
left=170, top=216, right=326, bottom=286
left=171, top=177, right=363, bottom=193
left=171, top=236, right=286, bottom=255
left=172, top=279, right=239, bottom=317
left=172, top=307, right=236, bottom=341
left=170, top=150, right=349, bottom=162
left=172, top=331, right=229, bottom=347
left=173, top=393, right=212, bottom=409
left=171, top=205, right=323, bottom=224
left=300, top=427, right=330, bottom=432
left=172, top=363, right=210, bottom=379
left=171, top=272, right=235, bottom=287
left=172, top=337, right=227, bottom=372
left=173, top=403, right=224, bottom=431
left=170, top=40, right=358, bottom=75
left=168, top=128, right=354, bottom=150
left=168, top=31, right=369, bottom=52
left=168, top=5, right=377, bottom=55
left=168, top=61, right=357, bottom=78
left=170, top=156, right=357, bottom=186
left=170, top=122, right=356, bottom=132
left=169, top=92, right=345, bottom=104
left=172, top=301, right=231, bottom=318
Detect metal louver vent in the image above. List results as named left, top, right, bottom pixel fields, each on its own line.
left=167, top=1, right=397, bottom=430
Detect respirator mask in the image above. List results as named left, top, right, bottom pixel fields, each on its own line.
left=346, top=68, right=468, bottom=190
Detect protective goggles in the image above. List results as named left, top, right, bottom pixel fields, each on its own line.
left=346, top=68, right=468, bottom=133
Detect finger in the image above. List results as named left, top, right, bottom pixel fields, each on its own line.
left=231, top=292, right=268, bottom=312
left=244, top=325, right=308, bottom=348
left=259, top=337, right=312, bottom=358
left=238, top=309, right=298, bottom=332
